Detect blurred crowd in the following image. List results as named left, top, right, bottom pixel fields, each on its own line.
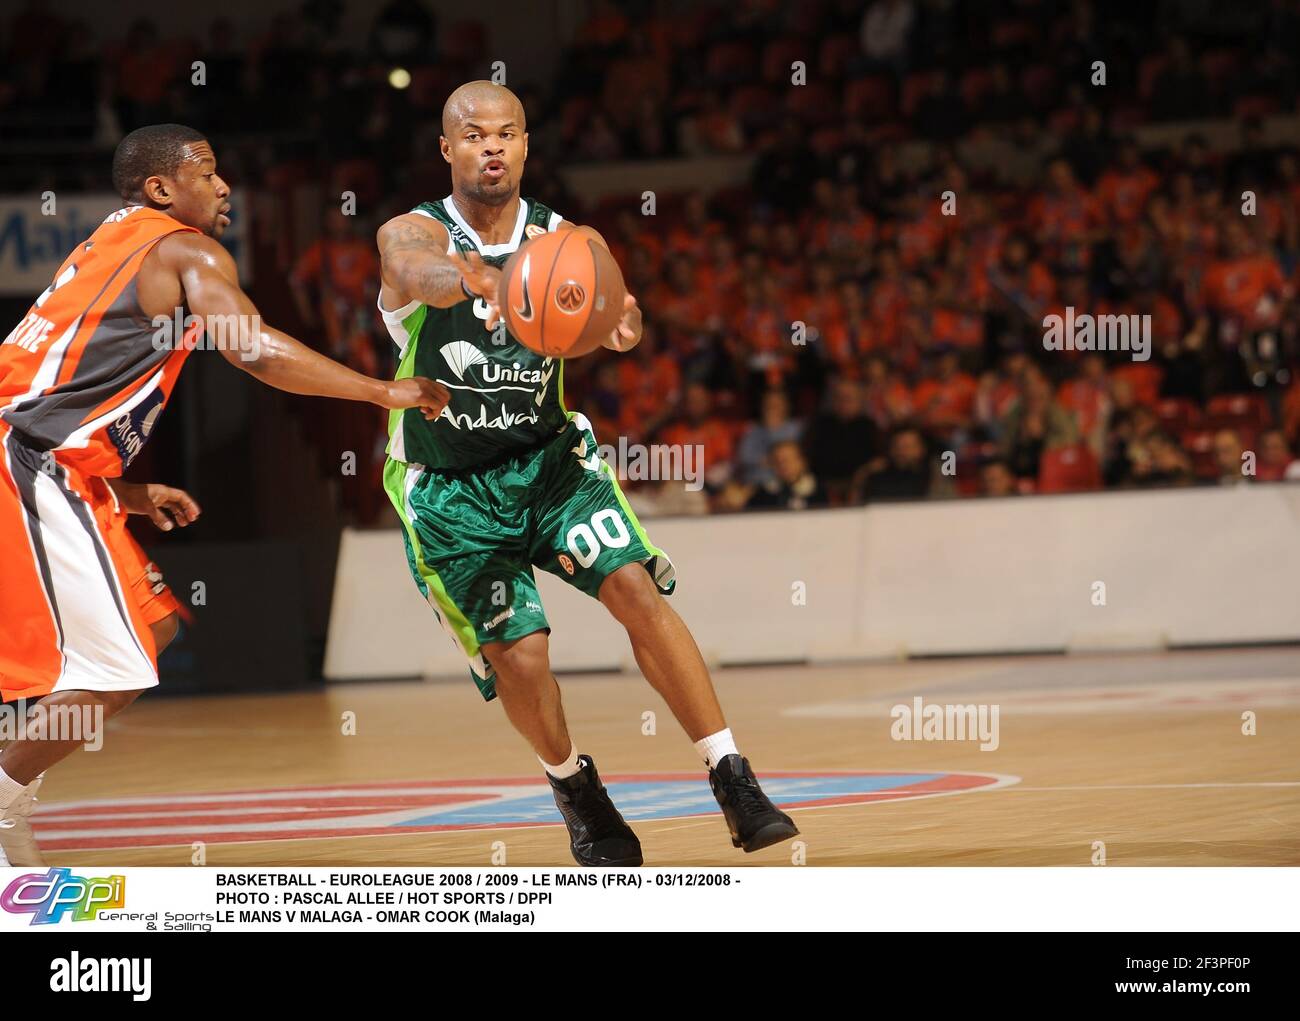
left=4, top=0, right=1300, bottom=520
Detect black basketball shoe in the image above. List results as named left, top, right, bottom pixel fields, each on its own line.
left=548, top=755, right=643, bottom=866
left=709, top=754, right=800, bottom=852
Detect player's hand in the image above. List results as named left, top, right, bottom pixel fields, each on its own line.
left=381, top=376, right=451, bottom=420
left=604, top=293, right=642, bottom=352
left=114, top=481, right=202, bottom=532
left=454, top=251, right=503, bottom=330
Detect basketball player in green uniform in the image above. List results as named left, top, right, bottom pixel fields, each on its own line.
left=375, top=81, right=797, bottom=865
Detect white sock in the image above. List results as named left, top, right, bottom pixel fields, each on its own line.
left=695, top=728, right=739, bottom=770
left=539, top=742, right=582, bottom=780
left=0, top=765, right=27, bottom=811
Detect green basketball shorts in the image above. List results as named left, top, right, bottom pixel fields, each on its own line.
left=383, top=412, right=676, bottom=701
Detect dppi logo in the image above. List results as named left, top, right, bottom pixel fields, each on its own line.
left=1, top=868, right=125, bottom=925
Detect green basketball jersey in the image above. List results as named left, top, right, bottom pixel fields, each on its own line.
left=381, top=195, right=568, bottom=470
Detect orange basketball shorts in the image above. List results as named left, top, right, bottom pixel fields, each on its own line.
left=0, top=422, right=179, bottom=702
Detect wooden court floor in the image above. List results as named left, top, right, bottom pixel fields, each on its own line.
left=30, top=646, right=1300, bottom=867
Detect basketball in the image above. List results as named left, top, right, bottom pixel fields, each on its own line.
left=500, top=229, right=626, bottom=358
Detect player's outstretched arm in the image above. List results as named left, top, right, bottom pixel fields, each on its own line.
left=376, top=214, right=459, bottom=308
left=159, top=233, right=449, bottom=419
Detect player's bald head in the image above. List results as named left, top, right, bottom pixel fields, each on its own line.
left=441, top=81, right=526, bottom=137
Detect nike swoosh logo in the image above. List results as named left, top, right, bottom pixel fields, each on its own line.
left=514, top=253, right=534, bottom=321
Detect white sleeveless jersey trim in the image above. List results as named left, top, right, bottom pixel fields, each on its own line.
left=547, top=209, right=563, bottom=232
left=410, top=207, right=457, bottom=254
left=376, top=294, right=423, bottom=357
left=442, top=194, right=530, bottom=256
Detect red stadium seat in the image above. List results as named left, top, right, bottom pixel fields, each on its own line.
left=410, top=66, right=455, bottom=110
left=1047, top=107, right=1081, bottom=134
left=1181, top=429, right=1219, bottom=479
left=809, top=126, right=841, bottom=156
left=1020, top=65, right=1055, bottom=100
left=705, top=40, right=757, bottom=85
left=668, top=10, right=710, bottom=50
left=990, top=19, right=1034, bottom=49
left=868, top=121, right=908, bottom=143
left=710, top=185, right=753, bottom=222
left=559, top=96, right=594, bottom=141
left=1108, top=105, right=1147, bottom=130
left=1206, top=393, right=1271, bottom=432
left=1138, top=55, right=1168, bottom=100
left=818, top=34, right=860, bottom=78
left=959, top=68, right=993, bottom=109
left=955, top=441, right=998, bottom=496
left=1154, top=397, right=1201, bottom=434
left=1199, top=49, right=1240, bottom=85
left=636, top=17, right=671, bottom=57
left=843, top=75, right=895, bottom=120
left=1038, top=443, right=1101, bottom=493
left=901, top=72, right=938, bottom=117
left=1234, top=95, right=1279, bottom=119
left=729, top=84, right=776, bottom=126
left=441, top=21, right=486, bottom=63
left=1111, top=363, right=1163, bottom=406
left=784, top=82, right=836, bottom=123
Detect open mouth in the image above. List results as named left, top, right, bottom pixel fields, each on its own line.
left=218, top=205, right=232, bottom=225
left=482, top=160, right=506, bottom=181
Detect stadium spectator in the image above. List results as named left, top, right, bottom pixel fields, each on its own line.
left=736, top=389, right=805, bottom=487
left=1000, top=369, right=1080, bottom=480
left=1256, top=429, right=1300, bottom=482
left=746, top=441, right=828, bottom=511
left=857, top=426, right=933, bottom=502
left=1129, top=432, right=1196, bottom=488
left=659, top=382, right=739, bottom=489
left=979, top=458, right=1020, bottom=497
left=1214, top=428, right=1249, bottom=485
left=859, top=0, right=915, bottom=73
left=803, top=378, right=880, bottom=502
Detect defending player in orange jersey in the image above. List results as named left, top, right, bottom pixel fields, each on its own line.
left=0, top=124, right=450, bottom=866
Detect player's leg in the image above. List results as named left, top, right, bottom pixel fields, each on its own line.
left=482, top=628, right=642, bottom=867
left=1, top=604, right=180, bottom=784
left=0, top=450, right=172, bottom=865
left=597, top=564, right=798, bottom=852
left=385, top=455, right=640, bottom=866
left=534, top=414, right=799, bottom=852
left=481, top=630, right=571, bottom=764
left=597, top=562, right=724, bottom=741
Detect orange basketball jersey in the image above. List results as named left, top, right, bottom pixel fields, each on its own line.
left=0, top=205, right=202, bottom=477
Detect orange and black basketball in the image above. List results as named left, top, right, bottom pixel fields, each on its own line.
left=501, top=229, right=626, bottom=358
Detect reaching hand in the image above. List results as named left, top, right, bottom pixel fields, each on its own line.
left=454, top=250, right=504, bottom=330
left=605, top=293, right=642, bottom=352
left=113, top=481, right=202, bottom=532
left=381, top=377, right=451, bottom=420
